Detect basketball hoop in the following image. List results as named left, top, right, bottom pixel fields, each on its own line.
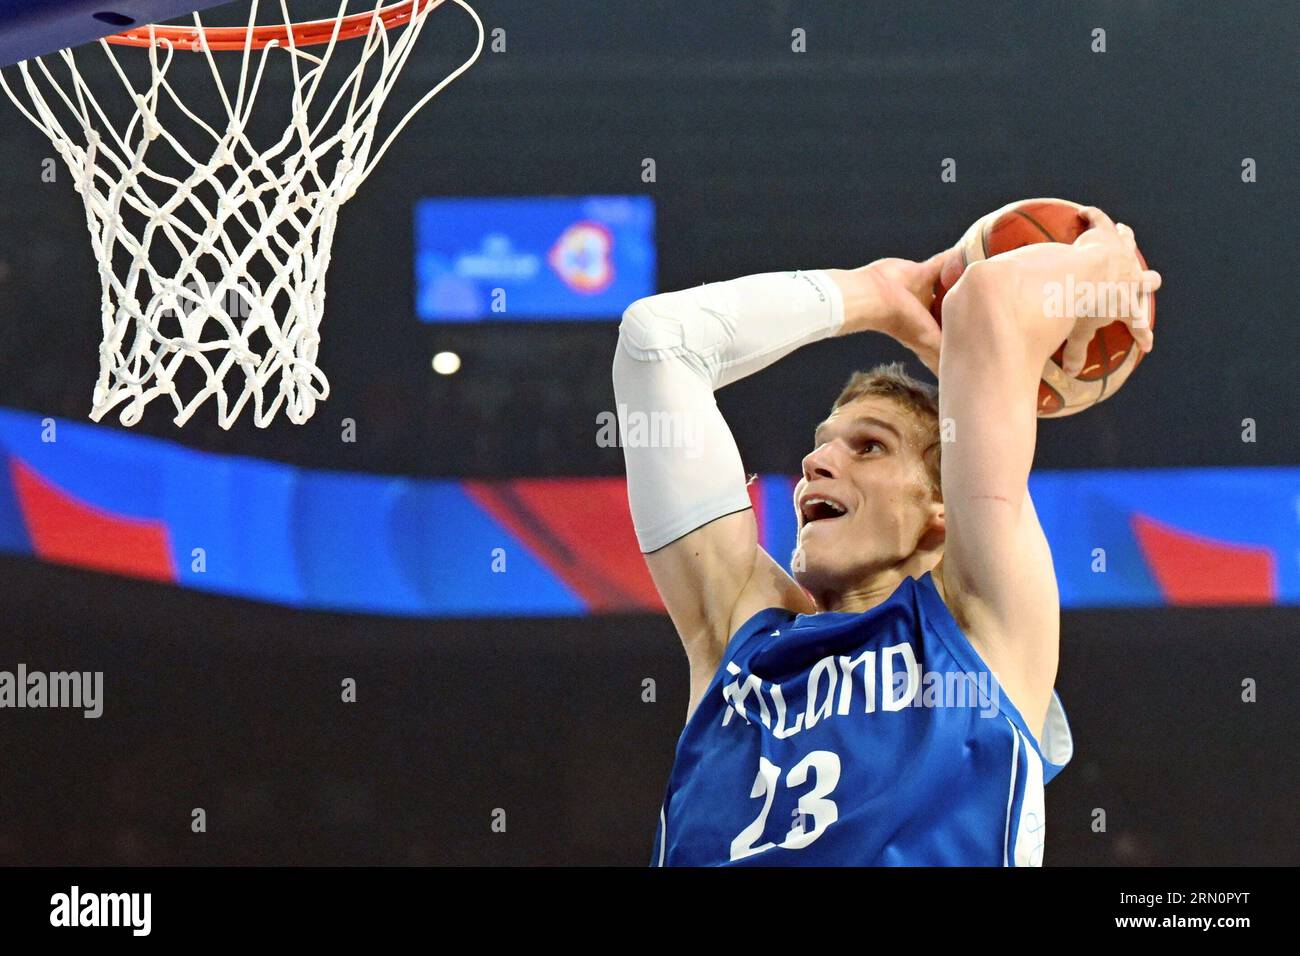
left=0, top=1, right=484, bottom=427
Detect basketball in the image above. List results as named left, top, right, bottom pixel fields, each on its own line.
left=930, top=198, right=1155, bottom=417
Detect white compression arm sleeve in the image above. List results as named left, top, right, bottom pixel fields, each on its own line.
left=612, top=269, right=845, bottom=553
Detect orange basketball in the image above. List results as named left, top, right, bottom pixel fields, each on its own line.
left=930, top=198, right=1155, bottom=417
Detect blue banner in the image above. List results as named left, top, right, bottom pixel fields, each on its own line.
left=0, top=409, right=1294, bottom=617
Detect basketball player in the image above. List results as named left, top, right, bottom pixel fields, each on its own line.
left=613, top=207, right=1159, bottom=865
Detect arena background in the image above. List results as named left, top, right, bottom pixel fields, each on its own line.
left=0, top=0, right=1295, bottom=866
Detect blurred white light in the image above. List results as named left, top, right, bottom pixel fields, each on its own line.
left=432, top=351, right=461, bottom=375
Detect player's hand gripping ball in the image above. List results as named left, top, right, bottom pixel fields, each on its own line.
left=930, top=197, right=1157, bottom=417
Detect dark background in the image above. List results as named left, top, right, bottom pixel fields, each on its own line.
left=0, top=1, right=1295, bottom=865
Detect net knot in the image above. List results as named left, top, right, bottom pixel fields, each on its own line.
left=227, top=337, right=260, bottom=367
left=152, top=367, right=177, bottom=392
left=133, top=96, right=162, bottom=140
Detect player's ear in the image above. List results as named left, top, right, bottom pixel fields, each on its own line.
left=917, top=498, right=945, bottom=551
left=930, top=492, right=946, bottom=532
left=923, top=473, right=944, bottom=528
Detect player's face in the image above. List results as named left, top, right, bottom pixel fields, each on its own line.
left=792, top=397, right=942, bottom=596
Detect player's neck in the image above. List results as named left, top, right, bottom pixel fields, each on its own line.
left=816, top=553, right=940, bottom=615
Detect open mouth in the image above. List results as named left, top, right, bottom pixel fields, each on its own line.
left=800, top=494, right=849, bottom=526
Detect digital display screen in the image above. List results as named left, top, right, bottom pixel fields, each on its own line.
left=415, top=195, right=656, bottom=321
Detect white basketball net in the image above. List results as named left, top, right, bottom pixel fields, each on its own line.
left=0, top=0, right=483, bottom=427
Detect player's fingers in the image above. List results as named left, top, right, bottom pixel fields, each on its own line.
left=914, top=251, right=952, bottom=306
left=1129, top=295, right=1156, bottom=352
left=1125, top=266, right=1158, bottom=350
left=1079, top=205, right=1116, bottom=232
left=919, top=249, right=950, bottom=278
left=1116, top=223, right=1140, bottom=259
left=1130, top=316, right=1155, bottom=352
left=1131, top=319, right=1155, bottom=353
left=1110, top=224, right=1152, bottom=288
left=1061, top=326, right=1093, bottom=377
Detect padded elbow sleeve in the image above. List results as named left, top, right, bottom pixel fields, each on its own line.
left=613, top=307, right=752, bottom=553
left=612, top=270, right=844, bottom=553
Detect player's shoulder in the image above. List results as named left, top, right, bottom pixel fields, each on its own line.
left=720, top=546, right=816, bottom=652
left=721, top=603, right=799, bottom=662
left=683, top=604, right=797, bottom=724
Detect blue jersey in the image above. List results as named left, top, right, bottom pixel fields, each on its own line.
left=651, top=571, right=1073, bottom=866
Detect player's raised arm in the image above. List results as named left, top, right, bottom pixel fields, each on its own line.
left=612, top=258, right=944, bottom=690
left=936, top=208, right=1161, bottom=726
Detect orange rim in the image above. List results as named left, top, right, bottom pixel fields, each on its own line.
left=105, top=0, right=445, bottom=51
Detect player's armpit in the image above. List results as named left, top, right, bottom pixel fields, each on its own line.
left=644, top=512, right=811, bottom=670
